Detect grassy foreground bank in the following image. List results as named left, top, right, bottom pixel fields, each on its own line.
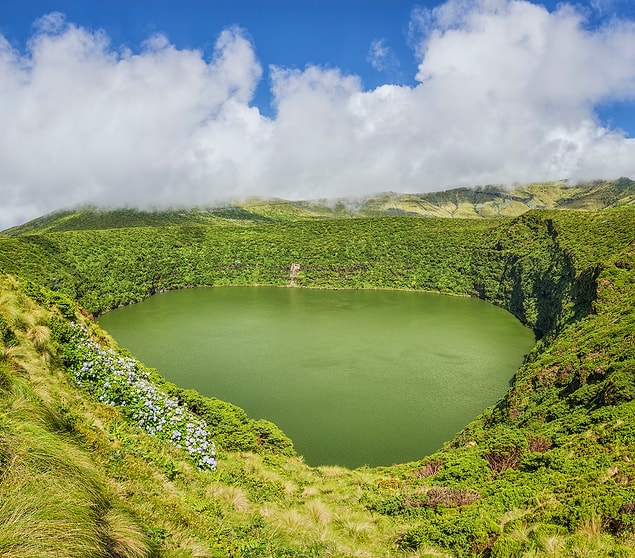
left=1, top=206, right=635, bottom=556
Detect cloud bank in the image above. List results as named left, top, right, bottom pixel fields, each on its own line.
left=2, top=1, right=635, bottom=229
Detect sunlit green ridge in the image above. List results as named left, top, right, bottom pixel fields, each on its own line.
left=3, top=178, right=635, bottom=235
left=1, top=185, right=635, bottom=556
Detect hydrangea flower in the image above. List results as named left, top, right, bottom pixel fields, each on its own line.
left=63, top=323, right=216, bottom=471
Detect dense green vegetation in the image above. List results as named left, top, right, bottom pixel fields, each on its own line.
left=1, top=194, right=635, bottom=556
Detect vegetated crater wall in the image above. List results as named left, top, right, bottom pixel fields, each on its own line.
left=0, top=211, right=611, bottom=342
left=470, top=213, right=600, bottom=339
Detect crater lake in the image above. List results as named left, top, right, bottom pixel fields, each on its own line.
left=97, top=286, right=535, bottom=467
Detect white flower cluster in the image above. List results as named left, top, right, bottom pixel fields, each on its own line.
left=66, top=323, right=216, bottom=470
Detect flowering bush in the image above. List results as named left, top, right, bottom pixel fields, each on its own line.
left=62, top=322, right=216, bottom=471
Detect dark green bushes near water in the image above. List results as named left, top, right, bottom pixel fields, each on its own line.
left=4, top=208, right=634, bottom=338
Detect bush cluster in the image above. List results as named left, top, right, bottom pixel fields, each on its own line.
left=61, top=322, right=217, bottom=470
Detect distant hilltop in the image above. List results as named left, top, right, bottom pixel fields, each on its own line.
left=3, top=177, right=634, bottom=235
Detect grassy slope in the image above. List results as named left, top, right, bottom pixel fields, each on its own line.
left=1, top=204, right=635, bottom=556
left=3, top=178, right=635, bottom=236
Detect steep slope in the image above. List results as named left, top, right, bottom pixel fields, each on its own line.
left=0, top=275, right=460, bottom=557
left=1, top=206, right=635, bottom=556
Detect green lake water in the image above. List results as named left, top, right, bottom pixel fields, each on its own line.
left=97, top=286, right=535, bottom=468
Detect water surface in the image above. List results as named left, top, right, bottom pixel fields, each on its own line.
left=98, top=287, right=534, bottom=467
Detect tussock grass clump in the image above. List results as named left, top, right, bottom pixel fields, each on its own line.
left=334, top=511, right=376, bottom=541
left=206, top=483, right=250, bottom=512
left=0, top=423, right=153, bottom=558
left=26, top=323, right=50, bottom=350
left=0, top=345, right=28, bottom=373
left=101, top=508, right=154, bottom=558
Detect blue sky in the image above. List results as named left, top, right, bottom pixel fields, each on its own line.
left=0, top=1, right=422, bottom=115
left=3, top=0, right=634, bottom=124
left=1, top=0, right=635, bottom=228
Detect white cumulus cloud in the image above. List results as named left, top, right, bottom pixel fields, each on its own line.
left=2, top=2, right=635, bottom=230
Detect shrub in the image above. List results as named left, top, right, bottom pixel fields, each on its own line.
left=405, top=487, right=480, bottom=509
left=57, top=322, right=216, bottom=470
left=397, top=510, right=498, bottom=556
left=414, top=460, right=443, bottom=478
left=484, top=446, right=523, bottom=473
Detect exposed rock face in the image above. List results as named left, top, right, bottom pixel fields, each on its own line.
left=289, top=262, right=301, bottom=285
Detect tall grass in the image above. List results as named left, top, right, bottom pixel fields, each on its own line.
left=26, top=324, right=50, bottom=351
left=0, top=281, right=153, bottom=558
left=0, top=423, right=152, bottom=557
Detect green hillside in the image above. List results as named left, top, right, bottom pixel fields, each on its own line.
left=4, top=178, right=635, bottom=236
left=1, top=198, right=635, bottom=556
